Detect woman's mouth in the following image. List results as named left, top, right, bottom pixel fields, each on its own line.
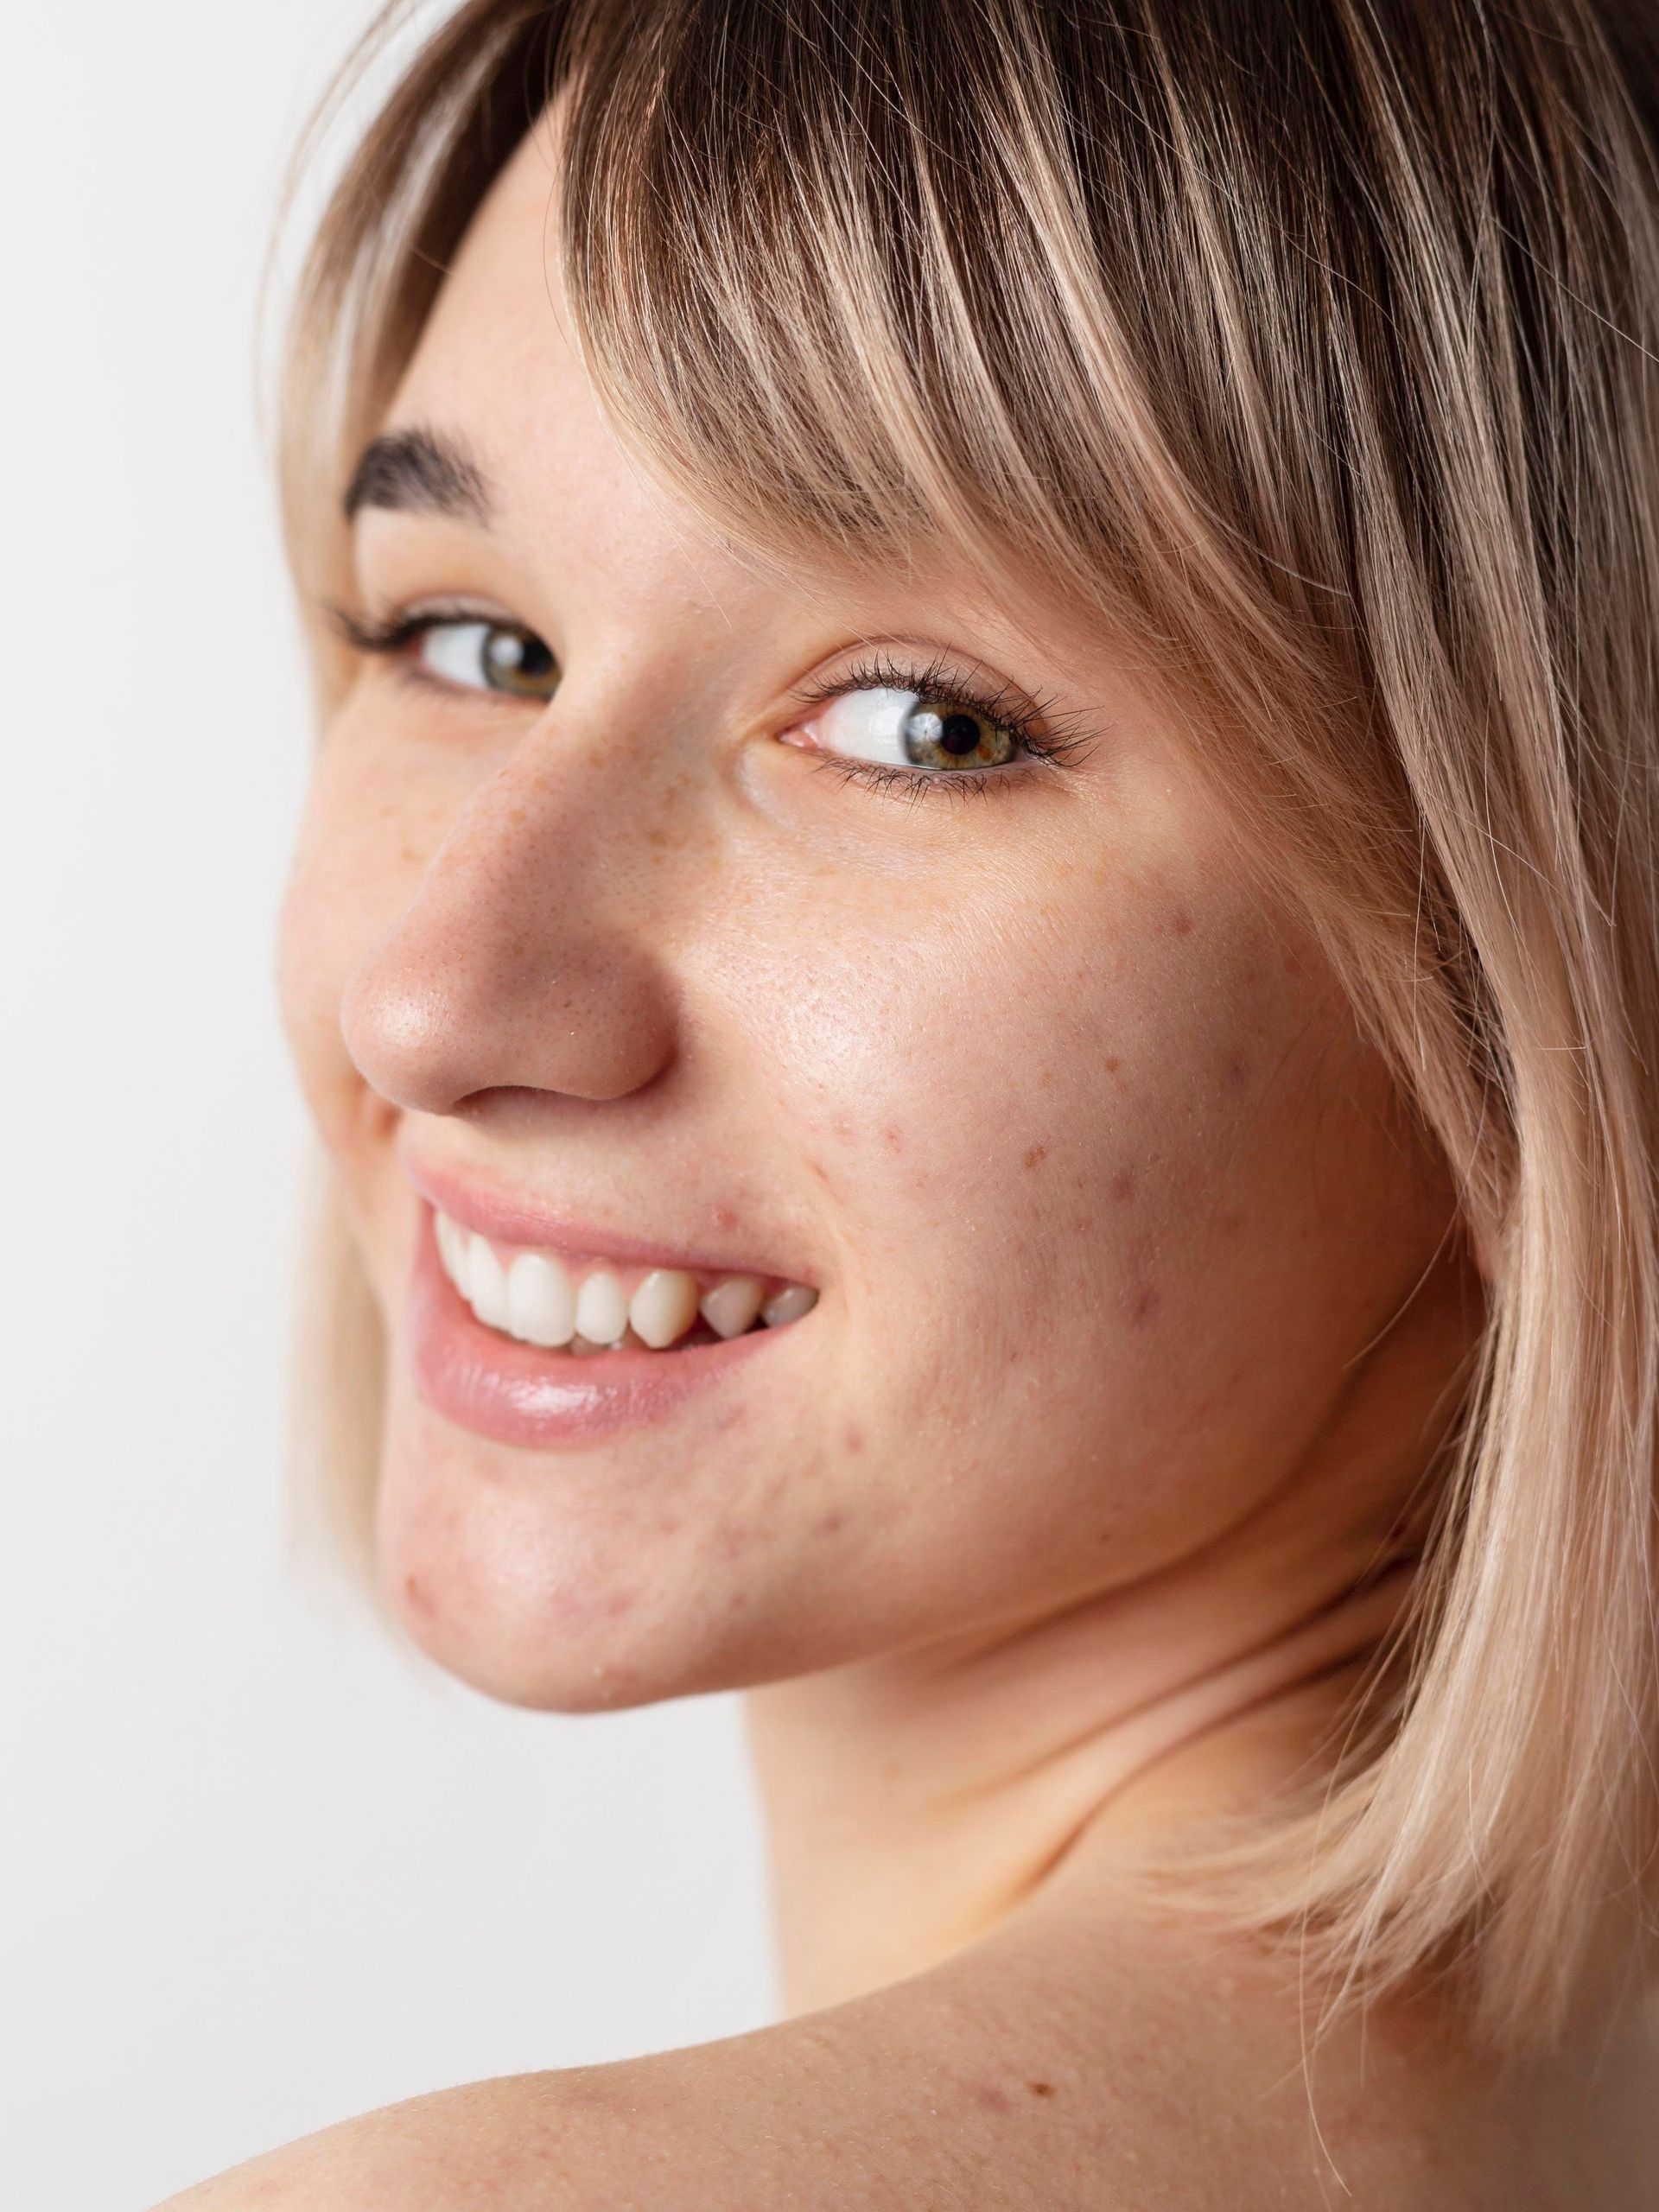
left=404, top=1181, right=820, bottom=1449
left=432, top=1206, right=819, bottom=1353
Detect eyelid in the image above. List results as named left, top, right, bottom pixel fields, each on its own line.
left=326, top=596, right=512, bottom=657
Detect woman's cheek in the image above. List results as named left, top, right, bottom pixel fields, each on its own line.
left=276, top=735, right=436, bottom=1190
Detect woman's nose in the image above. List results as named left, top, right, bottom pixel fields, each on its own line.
left=339, top=730, right=680, bottom=1115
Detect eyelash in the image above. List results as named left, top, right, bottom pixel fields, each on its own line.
left=328, top=610, right=1093, bottom=803
left=328, top=602, right=494, bottom=666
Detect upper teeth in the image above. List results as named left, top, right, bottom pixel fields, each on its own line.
left=433, top=1210, right=817, bottom=1352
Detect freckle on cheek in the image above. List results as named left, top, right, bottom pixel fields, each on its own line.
left=1169, top=906, right=1195, bottom=936
left=1022, top=1144, right=1048, bottom=1171
left=814, top=1510, right=847, bottom=1537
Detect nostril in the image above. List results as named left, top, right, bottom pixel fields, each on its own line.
left=339, top=951, right=477, bottom=1117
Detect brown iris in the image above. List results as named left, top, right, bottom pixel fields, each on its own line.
left=480, top=623, right=559, bottom=699
left=901, top=701, right=1016, bottom=770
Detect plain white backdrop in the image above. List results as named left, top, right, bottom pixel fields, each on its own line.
left=1, top=7, right=772, bottom=2207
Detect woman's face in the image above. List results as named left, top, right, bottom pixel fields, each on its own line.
left=281, top=130, right=1461, bottom=1707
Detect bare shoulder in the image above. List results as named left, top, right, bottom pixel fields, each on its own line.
left=148, top=1898, right=1653, bottom=2212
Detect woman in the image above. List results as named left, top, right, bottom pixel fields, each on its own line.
left=164, top=0, right=1659, bottom=2202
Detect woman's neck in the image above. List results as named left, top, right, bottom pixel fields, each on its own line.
left=744, top=1250, right=1481, bottom=2016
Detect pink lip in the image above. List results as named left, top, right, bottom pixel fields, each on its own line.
left=400, top=1144, right=805, bottom=1282
left=408, top=1210, right=777, bottom=1448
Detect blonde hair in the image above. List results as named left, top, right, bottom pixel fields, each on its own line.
left=276, top=0, right=1659, bottom=2048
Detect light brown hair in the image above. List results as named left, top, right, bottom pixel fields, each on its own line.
left=277, top=0, right=1659, bottom=2047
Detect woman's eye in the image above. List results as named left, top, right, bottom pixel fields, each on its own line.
left=416, top=619, right=559, bottom=701
left=806, top=685, right=1020, bottom=772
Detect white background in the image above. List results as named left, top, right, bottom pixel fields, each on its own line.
left=1, top=8, right=772, bottom=2207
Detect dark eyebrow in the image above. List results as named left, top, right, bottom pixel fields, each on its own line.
left=342, top=426, right=491, bottom=524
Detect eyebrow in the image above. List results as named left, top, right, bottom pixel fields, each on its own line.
left=342, top=426, right=491, bottom=524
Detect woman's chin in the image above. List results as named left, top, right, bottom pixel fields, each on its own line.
left=367, top=1398, right=781, bottom=1711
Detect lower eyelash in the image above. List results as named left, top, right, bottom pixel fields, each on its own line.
left=810, top=756, right=1049, bottom=805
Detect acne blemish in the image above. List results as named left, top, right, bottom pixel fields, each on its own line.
left=1169, top=906, right=1195, bottom=936
left=842, top=1424, right=865, bottom=1457
left=969, top=2082, right=1016, bottom=2115
left=814, top=1510, right=847, bottom=1537
left=1223, top=1052, right=1250, bottom=1090
left=1022, top=1143, right=1049, bottom=1171
left=1128, top=1281, right=1161, bottom=1325
left=714, top=1204, right=737, bottom=1231
left=1109, top=1167, right=1135, bottom=1203
left=884, top=1127, right=904, bottom=1153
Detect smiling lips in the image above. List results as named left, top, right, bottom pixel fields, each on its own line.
left=432, top=1206, right=819, bottom=1354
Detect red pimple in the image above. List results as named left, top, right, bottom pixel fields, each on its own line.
left=1109, top=1167, right=1135, bottom=1203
